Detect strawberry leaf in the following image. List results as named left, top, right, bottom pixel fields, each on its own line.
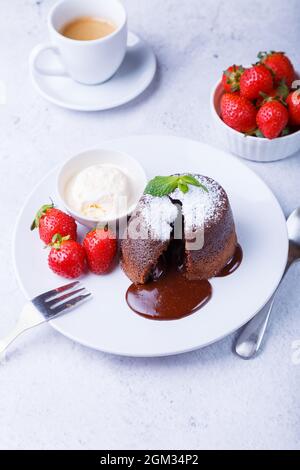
left=31, top=203, right=54, bottom=230
left=50, top=233, right=70, bottom=250
left=244, top=128, right=265, bottom=138
left=281, top=127, right=290, bottom=137
left=255, top=129, right=265, bottom=138
left=276, top=80, right=289, bottom=101
left=257, top=51, right=267, bottom=60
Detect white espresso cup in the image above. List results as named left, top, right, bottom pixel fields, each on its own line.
left=29, top=0, right=127, bottom=85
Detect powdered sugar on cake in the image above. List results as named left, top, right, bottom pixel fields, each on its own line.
left=129, top=176, right=226, bottom=241
left=140, top=194, right=178, bottom=240
left=170, top=175, right=225, bottom=232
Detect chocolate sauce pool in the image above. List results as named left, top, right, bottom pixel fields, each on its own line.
left=216, top=244, right=243, bottom=277
left=126, top=244, right=243, bottom=321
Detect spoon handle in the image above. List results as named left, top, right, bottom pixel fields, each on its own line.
left=235, top=259, right=293, bottom=359
left=235, top=297, right=274, bottom=359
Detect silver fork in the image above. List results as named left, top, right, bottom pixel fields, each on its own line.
left=0, top=281, right=91, bottom=358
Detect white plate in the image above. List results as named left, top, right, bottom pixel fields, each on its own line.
left=29, top=32, right=156, bottom=111
left=13, top=135, right=288, bottom=357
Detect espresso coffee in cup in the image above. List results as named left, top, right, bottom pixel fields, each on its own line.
left=61, top=16, right=117, bottom=41
left=29, top=0, right=127, bottom=85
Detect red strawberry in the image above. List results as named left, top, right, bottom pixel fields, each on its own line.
left=48, top=234, right=86, bottom=279
left=31, top=203, right=77, bottom=244
left=83, top=228, right=117, bottom=274
left=256, top=100, right=289, bottom=139
left=240, top=65, right=273, bottom=100
left=287, top=90, right=300, bottom=126
left=220, top=93, right=257, bottom=133
left=258, top=51, right=296, bottom=88
left=256, top=80, right=289, bottom=108
left=222, top=65, right=244, bottom=93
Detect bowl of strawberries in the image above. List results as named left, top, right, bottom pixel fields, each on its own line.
left=211, top=51, right=300, bottom=162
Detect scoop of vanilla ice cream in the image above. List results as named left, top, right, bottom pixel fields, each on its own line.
left=65, top=165, right=130, bottom=220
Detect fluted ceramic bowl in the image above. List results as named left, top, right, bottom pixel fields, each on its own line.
left=210, top=80, right=300, bottom=162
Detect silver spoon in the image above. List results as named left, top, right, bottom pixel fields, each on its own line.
left=235, top=207, right=300, bottom=359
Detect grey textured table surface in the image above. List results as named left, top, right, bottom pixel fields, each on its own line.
left=0, top=0, right=299, bottom=450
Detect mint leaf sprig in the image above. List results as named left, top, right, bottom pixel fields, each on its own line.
left=144, top=175, right=208, bottom=197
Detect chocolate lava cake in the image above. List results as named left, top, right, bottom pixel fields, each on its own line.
left=120, top=175, right=237, bottom=284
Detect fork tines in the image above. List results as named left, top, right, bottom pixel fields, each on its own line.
left=32, top=281, right=91, bottom=320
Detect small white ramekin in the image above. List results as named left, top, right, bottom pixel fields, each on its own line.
left=210, top=80, right=300, bottom=162
left=57, top=148, right=147, bottom=228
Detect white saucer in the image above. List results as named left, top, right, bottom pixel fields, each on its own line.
left=29, top=32, right=156, bottom=111
left=13, top=136, right=288, bottom=357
